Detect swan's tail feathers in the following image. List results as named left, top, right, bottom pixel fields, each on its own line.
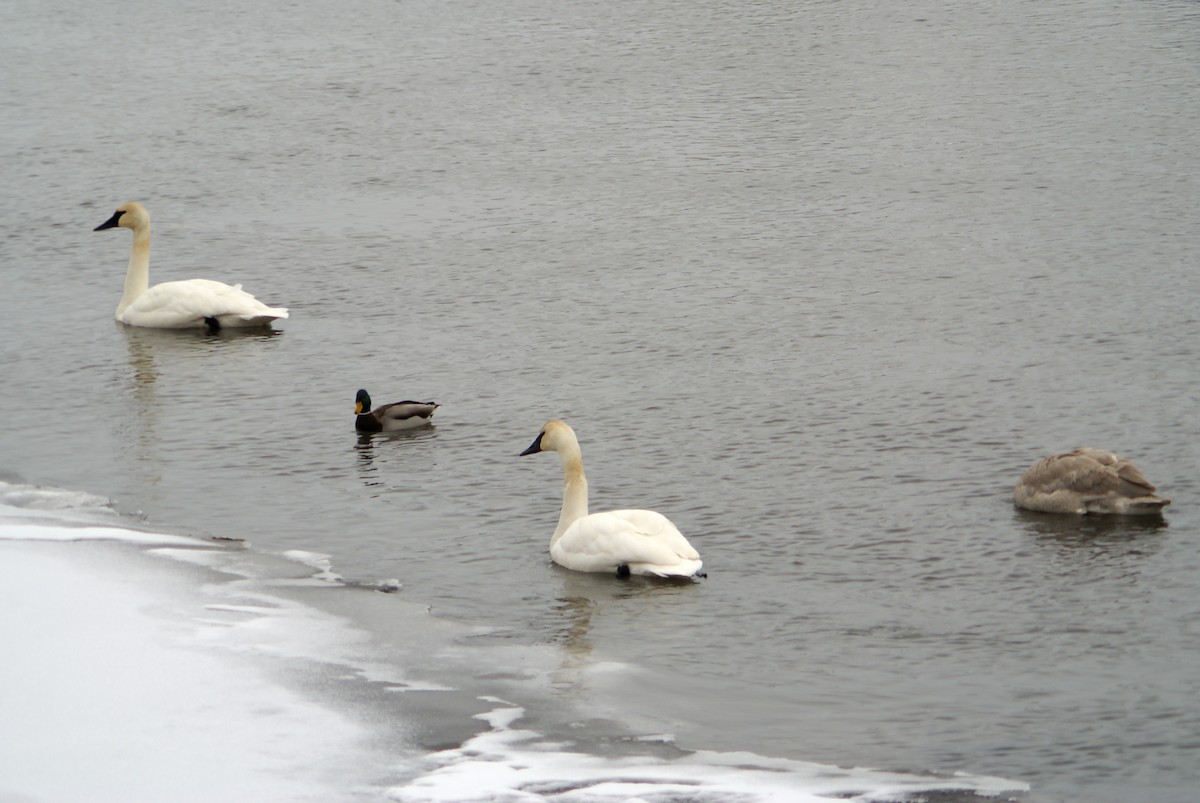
left=636, top=560, right=706, bottom=580
left=1080, top=494, right=1171, bottom=515
left=1125, top=497, right=1171, bottom=514
left=1132, top=496, right=1171, bottom=511
left=235, top=307, right=289, bottom=325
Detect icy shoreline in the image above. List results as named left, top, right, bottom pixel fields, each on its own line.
left=0, top=482, right=1030, bottom=802
left=0, top=538, right=395, bottom=803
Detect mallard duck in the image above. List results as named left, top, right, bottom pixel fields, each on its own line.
left=1013, top=447, right=1170, bottom=514
left=93, top=201, right=288, bottom=329
left=354, top=389, right=439, bottom=432
left=520, top=419, right=705, bottom=578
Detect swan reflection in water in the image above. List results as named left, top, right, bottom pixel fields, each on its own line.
left=120, top=327, right=163, bottom=490
left=549, top=570, right=700, bottom=692
left=1015, top=508, right=1168, bottom=542
left=1014, top=507, right=1168, bottom=585
left=120, top=326, right=283, bottom=490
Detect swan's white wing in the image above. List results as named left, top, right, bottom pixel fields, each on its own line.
left=121, top=279, right=288, bottom=328
left=553, top=509, right=702, bottom=576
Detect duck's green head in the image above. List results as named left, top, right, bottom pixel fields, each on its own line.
left=355, top=389, right=371, bottom=415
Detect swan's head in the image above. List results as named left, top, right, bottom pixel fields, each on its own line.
left=520, top=419, right=577, bottom=456
left=94, top=201, right=149, bottom=232
left=355, top=389, right=372, bottom=415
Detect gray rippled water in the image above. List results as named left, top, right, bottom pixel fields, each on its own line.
left=3, top=1, right=1200, bottom=800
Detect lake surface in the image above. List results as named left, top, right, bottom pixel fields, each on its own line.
left=3, top=0, right=1200, bottom=800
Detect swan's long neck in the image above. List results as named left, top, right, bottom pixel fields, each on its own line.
left=117, top=223, right=151, bottom=318
left=553, top=445, right=589, bottom=546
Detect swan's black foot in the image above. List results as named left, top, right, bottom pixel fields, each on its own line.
left=204, top=316, right=221, bottom=333
left=616, top=564, right=631, bottom=579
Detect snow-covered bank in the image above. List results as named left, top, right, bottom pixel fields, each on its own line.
left=0, top=479, right=429, bottom=802
left=0, top=540, right=385, bottom=803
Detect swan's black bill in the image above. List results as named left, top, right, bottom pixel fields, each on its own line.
left=94, top=210, right=124, bottom=231
left=519, top=432, right=544, bottom=456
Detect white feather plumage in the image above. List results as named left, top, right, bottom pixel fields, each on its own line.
left=94, top=201, right=288, bottom=329
left=521, top=420, right=705, bottom=579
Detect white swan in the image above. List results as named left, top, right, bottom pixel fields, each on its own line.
left=519, top=419, right=705, bottom=578
left=1013, top=447, right=1171, bottom=515
left=93, top=201, right=288, bottom=330
left=354, top=389, right=439, bottom=432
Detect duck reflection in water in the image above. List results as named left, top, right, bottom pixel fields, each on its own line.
left=353, top=426, right=438, bottom=489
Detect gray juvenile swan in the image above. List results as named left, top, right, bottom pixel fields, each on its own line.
left=520, top=419, right=705, bottom=578
left=94, top=201, right=288, bottom=329
left=1013, top=448, right=1170, bottom=515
